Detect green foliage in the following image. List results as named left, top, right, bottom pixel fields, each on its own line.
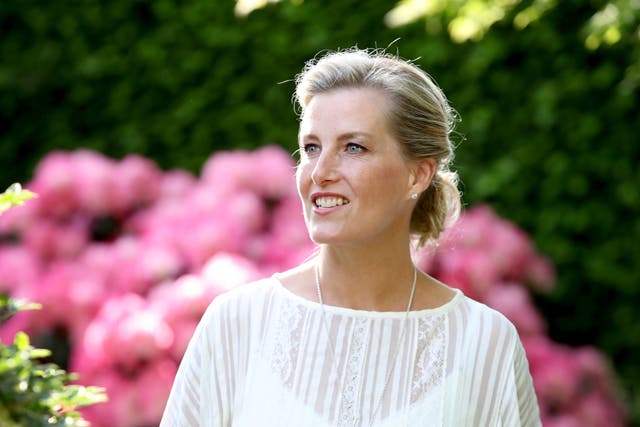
left=0, top=0, right=638, bottom=423
left=399, top=1, right=640, bottom=419
left=386, top=0, right=640, bottom=59
left=0, top=295, right=41, bottom=323
left=0, top=184, right=37, bottom=216
left=0, top=0, right=402, bottom=179
left=0, top=197, right=106, bottom=426
left=0, top=296, right=107, bottom=427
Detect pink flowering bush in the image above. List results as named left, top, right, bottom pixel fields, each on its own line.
left=415, top=206, right=626, bottom=425
left=0, top=147, right=626, bottom=426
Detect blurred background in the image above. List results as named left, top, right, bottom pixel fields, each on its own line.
left=0, top=0, right=638, bottom=425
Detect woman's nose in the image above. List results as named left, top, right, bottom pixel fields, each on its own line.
left=311, top=151, right=339, bottom=185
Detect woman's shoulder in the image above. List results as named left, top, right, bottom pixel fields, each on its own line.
left=455, top=294, right=520, bottom=341
left=195, top=277, right=277, bottom=324
left=202, top=276, right=281, bottom=318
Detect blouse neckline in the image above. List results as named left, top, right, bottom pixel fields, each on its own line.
left=270, top=276, right=464, bottom=319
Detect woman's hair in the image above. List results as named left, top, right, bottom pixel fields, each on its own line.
left=294, top=48, right=461, bottom=247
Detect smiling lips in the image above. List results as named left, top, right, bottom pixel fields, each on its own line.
left=313, top=195, right=350, bottom=209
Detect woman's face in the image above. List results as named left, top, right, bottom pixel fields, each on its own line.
left=296, top=87, right=417, bottom=247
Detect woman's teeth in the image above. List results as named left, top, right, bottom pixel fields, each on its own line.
left=315, top=196, right=349, bottom=208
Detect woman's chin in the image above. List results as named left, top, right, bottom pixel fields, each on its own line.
left=308, top=232, right=347, bottom=246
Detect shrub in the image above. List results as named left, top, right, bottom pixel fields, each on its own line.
left=0, top=185, right=106, bottom=427
left=0, top=148, right=627, bottom=426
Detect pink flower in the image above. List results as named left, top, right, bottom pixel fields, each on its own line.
left=437, top=205, right=539, bottom=281
left=541, top=415, right=581, bottom=427
left=525, top=338, right=580, bottom=416
left=526, top=255, right=556, bottom=291
left=225, top=190, right=268, bottom=235
left=78, top=359, right=178, bottom=427
left=413, top=244, right=436, bottom=274
left=26, top=260, right=108, bottom=342
left=70, top=150, right=119, bottom=215
left=187, top=186, right=265, bottom=236
left=69, top=334, right=111, bottom=377
left=137, top=242, right=183, bottom=286
left=112, top=308, right=174, bottom=363
left=249, top=145, right=297, bottom=199
left=147, top=275, right=214, bottom=360
left=200, top=252, right=262, bottom=292
left=78, top=370, right=133, bottom=427
left=123, top=197, right=185, bottom=246
left=0, top=313, right=34, bottom=345
left=166, top=317, right=199, bottom=361
left=574, top=392, right=627, bottom=427
left=0, top=245, right=41, bottom=295
left=112, top=154, right=163, bottom=212
left=437, top=204, right=495, bottom=251
left=483, top=217, right=536, bottom=282
left=107, top=237, right=183, bottom=295
left=148, top=274, right=213, bottom=322
left=183, top=182, right=229, bottom=214
left=135, top=358, right=178, bottom=424
left=433, top=250, right=500, bottom=301
left=271, top=194, right=307, bottom=235
left=200, top=146, right=297, bottom=200
left=432, top=204, right=556, bottom=293
left=177, top=212, right=245, bottom=268
left=29, top=151, right=79, bottom=218
left=201, top=149, right=255, bottom=193
left=256, top=194, right=312, bottom=266
left=21, top=216, right=89, bottom=260
left=485, top=283, right=545, bottom=337
left=78, top=242, right=121, bottom=280
left=160, top=169, right=197, bottom=200
left=107, top=237, right=149, bottom=294
left=522, top=336, right=555, bottom=375
left=81, top=294, right=173, bottom=371
left=574, top=346, right=621, bottom=399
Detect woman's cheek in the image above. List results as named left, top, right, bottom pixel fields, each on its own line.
left=295, top=163, right=311, bottom=191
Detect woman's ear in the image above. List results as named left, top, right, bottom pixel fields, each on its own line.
left=408, top=158, right=436, bottom=196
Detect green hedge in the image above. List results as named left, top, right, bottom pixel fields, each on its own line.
left=1, top=0, right=638, bottom=422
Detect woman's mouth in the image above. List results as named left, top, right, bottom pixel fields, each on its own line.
left=313, top=196, right=350, bottom=208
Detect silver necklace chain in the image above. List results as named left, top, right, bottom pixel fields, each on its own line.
left=315, top=265, right=417, bottom=426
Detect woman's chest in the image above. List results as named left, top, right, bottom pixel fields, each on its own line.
left=233, top=309, right=460, bottom=426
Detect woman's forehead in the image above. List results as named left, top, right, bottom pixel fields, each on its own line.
left=299, top=89, right=391, bottom=133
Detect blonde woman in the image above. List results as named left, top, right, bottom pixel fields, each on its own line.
left=161, top=48, right=541, bottom=427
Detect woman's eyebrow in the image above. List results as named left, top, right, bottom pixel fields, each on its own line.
left=337, top=131, right=372, bottom=140
left=298, top=131, right=372, bottom=143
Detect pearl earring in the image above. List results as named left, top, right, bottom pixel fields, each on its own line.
left=411, top=193, right=418, bottom=200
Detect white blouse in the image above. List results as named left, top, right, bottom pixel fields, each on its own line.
left=160, top=277, right=541, bottom=427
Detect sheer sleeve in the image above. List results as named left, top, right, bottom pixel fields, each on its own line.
left=501, top=336, right=542, bottom=427
left=514, top=338, right=541, bottom=426
left=159, top=299, right=236, bottom=427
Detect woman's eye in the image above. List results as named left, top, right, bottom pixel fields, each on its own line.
left=303, top=144, right=320, bottom=154
left=346, top=143, right=364, bottom=153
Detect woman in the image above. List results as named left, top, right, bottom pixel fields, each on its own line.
left=160, top=49, right=541, bottom=426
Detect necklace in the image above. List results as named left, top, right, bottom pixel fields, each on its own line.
left=315, top=265, right=417, bottom=426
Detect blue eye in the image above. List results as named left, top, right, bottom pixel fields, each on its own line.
left=346, top=143, right=364, bottom=153
left=303, top=144, right=320, bottom=154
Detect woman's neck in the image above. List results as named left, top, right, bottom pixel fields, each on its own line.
left=316, top=243, right=417, bottom=312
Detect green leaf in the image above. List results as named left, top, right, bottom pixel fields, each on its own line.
left=13, top=332, right=30, bottom=350
left=0, top=183, right=37, bottom=215
left=29, top=349, right=52, bottom=359
left=0, top=296, right=42, bottom=323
